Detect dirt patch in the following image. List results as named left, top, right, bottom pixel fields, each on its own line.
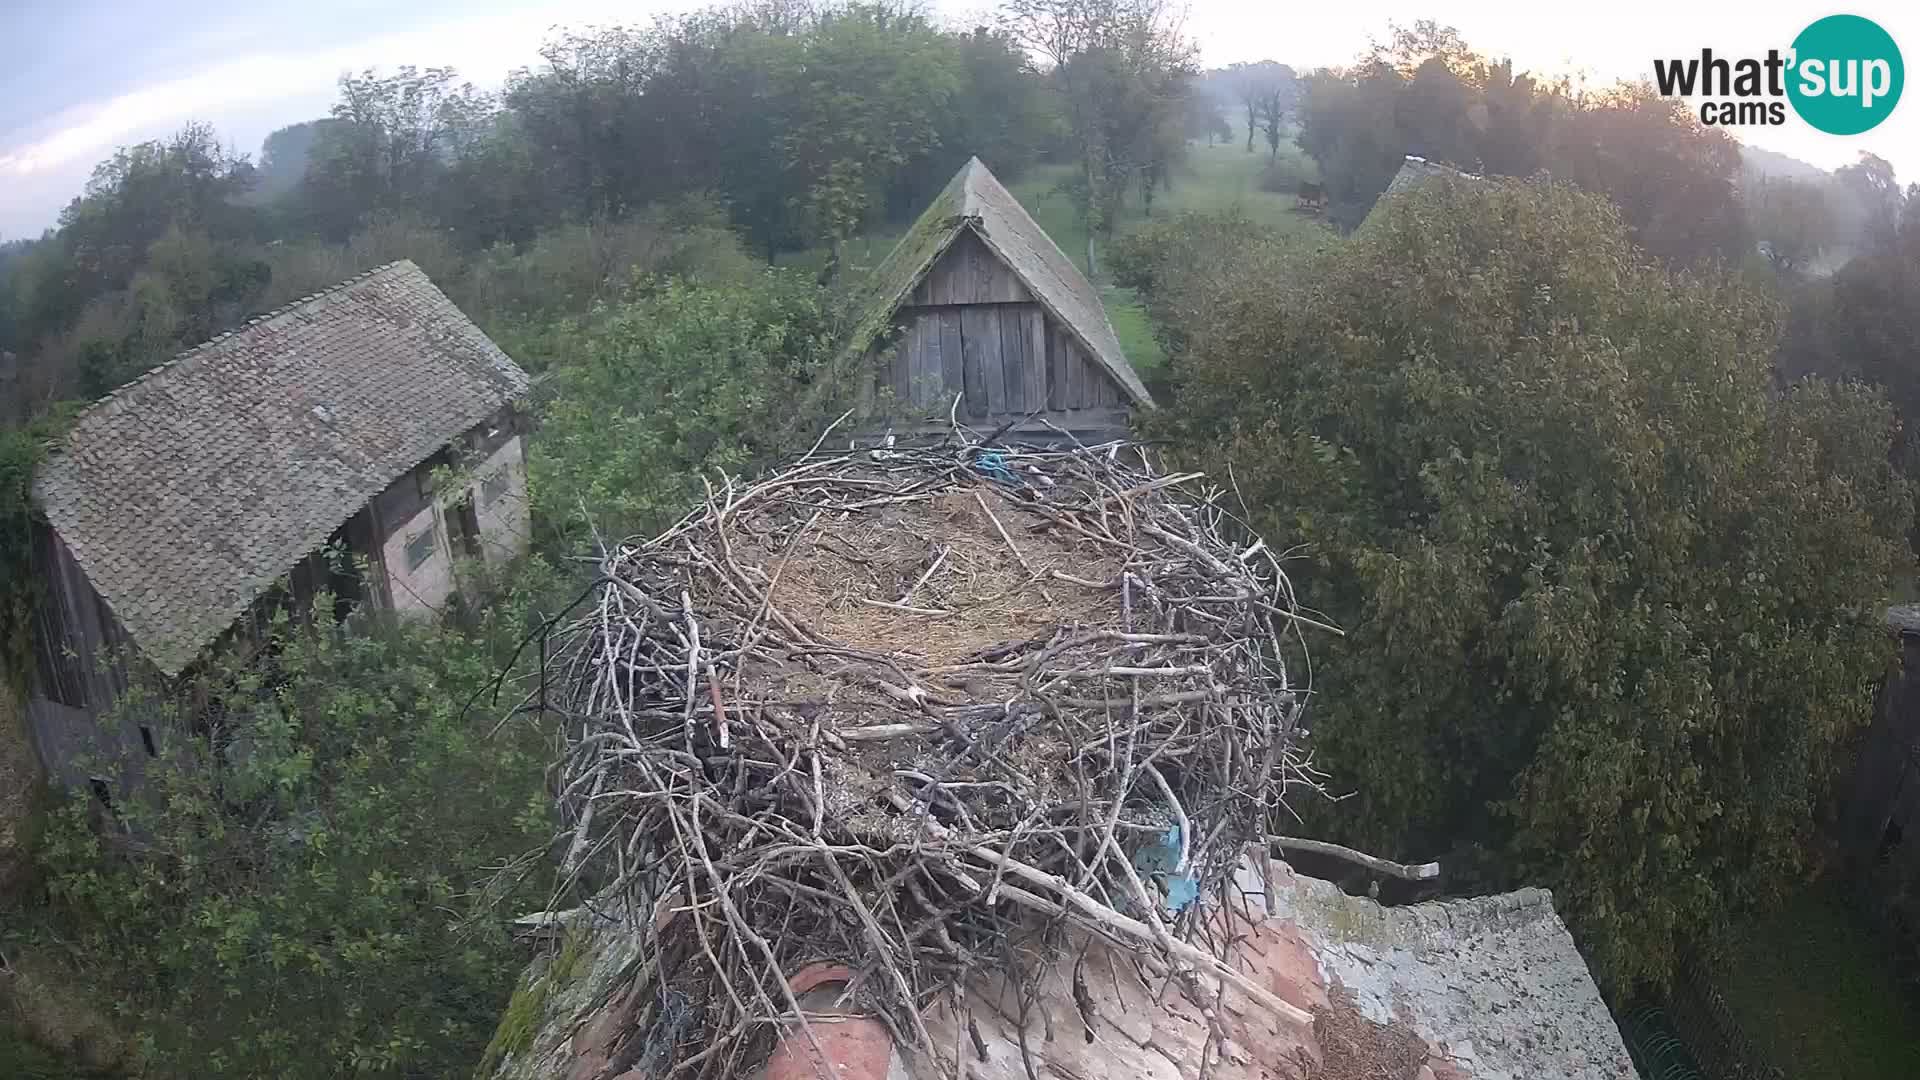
left=1304, top=990, right=1434, bottom=1080
left=0, top=950, right=130, bottom=1073
left=764, top=487, right=1124, bottom=667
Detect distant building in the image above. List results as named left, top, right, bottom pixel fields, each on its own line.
left=845, top=156, right=1153, bottom=444
left=25, top=260, right=531, bottom=793
left=1363, top=154, right=1483, bottom=229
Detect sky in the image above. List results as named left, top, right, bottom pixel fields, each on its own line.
left=4, top=1, right=1919, bottom=238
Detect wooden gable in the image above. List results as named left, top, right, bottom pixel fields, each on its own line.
left=865, top=228, right=1130, bottom=435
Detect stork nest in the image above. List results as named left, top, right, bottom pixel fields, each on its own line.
left=533, top=429, right=1332, bottom=1077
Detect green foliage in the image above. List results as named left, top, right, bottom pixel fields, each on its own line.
left=528, top=273, right=843, bottom=549
left=1748, top=176, right=1838, bottom=275
left=1780, top=196, right=1920, bottom=437
left=772, top=5, right=962, bottom=260
left=0, top=411, right=74, bottom=691
left=1159, top=177, right=1911, bottom=990
left=21, top=606, right=555, bottom=1078
left=1002, top=0, right=1197, bottom=255
left=1706, top=883, right=1920, bottom=1079
left=1110, top=206, right=1327, bottom=364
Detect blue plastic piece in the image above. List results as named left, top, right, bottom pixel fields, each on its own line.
left=1132, top=823, right=1200, bottom=913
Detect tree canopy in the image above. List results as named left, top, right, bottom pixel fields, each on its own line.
left=1155, top=179, right=1911, bottom=988
left=1294, top=25, right=1746, bottom=264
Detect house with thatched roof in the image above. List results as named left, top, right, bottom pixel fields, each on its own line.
left=846, top=157, right=1153, bottom=443
left=25, top=260, right=531, bottom=795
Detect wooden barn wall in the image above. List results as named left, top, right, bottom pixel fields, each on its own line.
left=26, top=523, right=156, bottom=795
left=907, top=231, right=1033, bottom=307
left=868, top=228, right=1130, bottom=429
left=1840, top=630, right=1920, bottom=880
left=875, top=303, right=1125, bottom=419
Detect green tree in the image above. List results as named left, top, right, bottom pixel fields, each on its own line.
left=1544, top=84, right=1747, bottom=267
left=1159, top=177, right=1911, bottom=989
left=772, top=5, right=962, bottom=278
left=1836, top=151, right=1904, bottom=253
left=529, top=273, right=844, bottom=549
left=1002, top=0, right=1196, bottom=272
left=1749, top=176, right=1837, bottom=275
left=302, top=67, right=494, bottom=238
left=20, top=601, right=555, bottom=1078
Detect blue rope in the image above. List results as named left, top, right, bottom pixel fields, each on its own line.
left=971, top=449, right=1019, bottom=486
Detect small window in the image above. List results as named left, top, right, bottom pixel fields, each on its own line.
left=481, top=468, right=512, bottom=508
left=404, top=523, right=439, bottom=571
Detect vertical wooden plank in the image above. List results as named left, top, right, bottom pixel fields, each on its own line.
left=959, top=310, right=987, bottom=418
left=1025, top=308, right=1047, bottom=412
left=1055, top=329, right=1077, bottom=408
left=891, top=323, right=913, bottom=406
left=938, top=309, right=965, bottom=413
left=902, top=317, right=925, bottom=409
left=962, top=307, right=1004, bottom=416
left=1046, top=321, right=1064, bottom=410
left=998, top=307, right=1023, bottom=412
left=926, top=250, right=949, bottom=307
left=856, top=347, right=875, bottom=416
left=963, top=234, right=988, bottom=305
left=920, top=315, right=946, bottom=410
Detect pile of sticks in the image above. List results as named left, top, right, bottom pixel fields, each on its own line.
left=535, top=425, right=1332, bottom=1076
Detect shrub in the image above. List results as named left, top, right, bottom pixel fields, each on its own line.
left=527, top=272, right=845, bottom=550
left=19, top=606, right=555, bottom=1078
left=1163, top=176, right=1912, bottom=989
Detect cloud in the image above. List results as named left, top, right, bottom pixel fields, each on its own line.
left=0, top=0, right=648, bottom=231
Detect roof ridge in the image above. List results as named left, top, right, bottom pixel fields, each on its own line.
left=62, top=260, right=418, bottom=427
left=1403, top=886, right=1556, bottom=926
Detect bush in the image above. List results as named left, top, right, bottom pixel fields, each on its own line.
left=1162, top=176, right=1912, bottom=990
left=18, top=605, right=555, bottom=1078
left=1109, top=209, right=1324, bottom=365
left=527, top=272, right=845, bottom=550
left=463, top=200, right=757, bottom=329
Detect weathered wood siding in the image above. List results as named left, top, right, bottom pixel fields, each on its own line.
left=26, top=524, right=155, bottom=795
left=906, top=231, right=1033, bottom=307
left=869, top=230, right=1132, bottom=436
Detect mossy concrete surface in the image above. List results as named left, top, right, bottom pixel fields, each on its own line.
left=479, top=907, right=651, bottom=1080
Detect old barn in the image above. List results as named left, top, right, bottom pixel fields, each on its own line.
left=26, top=260, right=532, bottom=793
left=848, top=157, right=1153, bottom=442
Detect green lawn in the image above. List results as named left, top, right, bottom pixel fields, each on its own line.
left=1706, top=883, right=1920, bottom=1079
left=810, top=139, right=1333, bottom=382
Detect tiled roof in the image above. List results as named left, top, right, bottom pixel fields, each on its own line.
left=33, top=261, right=529, bottom=676
left=1373, top=155, right=1482, bottom=212
left=848, top=157, right=1153, bottom=407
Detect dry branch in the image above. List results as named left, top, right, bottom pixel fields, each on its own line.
left=530, top=424, right=1331, bottom=1078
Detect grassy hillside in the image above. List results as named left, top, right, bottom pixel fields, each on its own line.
left=830, top=139, right=1334, bottom=381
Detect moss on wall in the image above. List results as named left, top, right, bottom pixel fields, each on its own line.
left=475, top=929, right=591, bottom=1078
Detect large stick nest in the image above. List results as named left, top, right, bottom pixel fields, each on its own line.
left=536, top=430, right=1330, bottom=1077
